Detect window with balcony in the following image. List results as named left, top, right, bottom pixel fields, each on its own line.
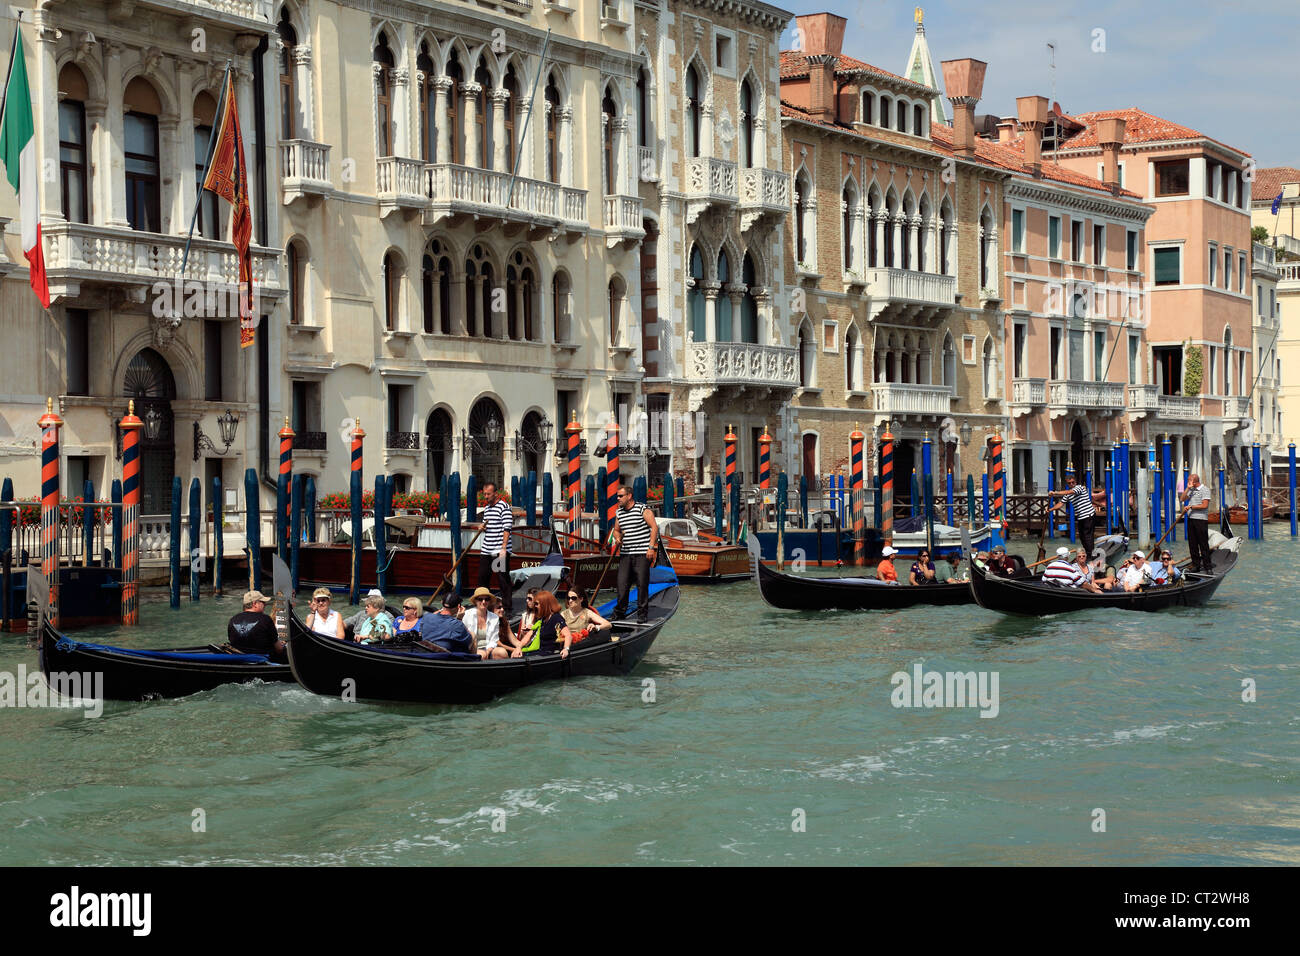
left=939, top=199, right=954, bottom=275
left=503, top=65, right=519, bottom=174
left=287, top=240, right=307, bottom=325
left=637, top=67, right=650, bottom=150
left=715, top=251, right=732, bottom=340
left=473, top=57, right=492, bottom=169
left=1012, top=323, right=1025, bottom=379
left=66, top=309, right=89, bottom=396
left=1154, top=159, right=1189, bottom=197
left=1011, top=208, right=1025, bottom=254
left=603, top=86, right=617, bottom=194
left=194, top=92, right=224, bottom=240
left=374, top=33, right=396, bottom=157
left=1128, top=333, right=1140, bottom=384
left=686, top=66, right=702, bottom=159
left=417, top=44, right=435, bottom=161
left=544, top=73, right=559, bottom=182
left=124, top=78, right=162, bottom=233
left=449, top=53, right=466, bottom=166
left=58, top=65, right=89, bottom=224
left=1092, top=224, right=1105, bottom=266
left=278, top=10, right=297, bottom=139
left=741, top=253, right=759, bottom=344
left=291, top=381, right=320, bottom=436
left=845, top=325, right=863, bottom=391
left=1093, top=330, right=1105, bottom=381
left=1068, top=329, right=1085, bottom=379
left=740, top=80, right=755, bottom=169
left=842, top=180, right=860, bottom=273
left=688, top=245, right=705, bottom=341
left=1049, top=326, right=1063, bottom=379
left=1049, top=215, right=1061, bottom=259
left=943, top=332, right=957, bottom=387
left=387, top=383, right=414, bottom=436
left=1153, top=345, right=1182, bottom=395
left=1153, top=246, right=1180, bottom=285
left=1126, top=230, right=1138, bottom=270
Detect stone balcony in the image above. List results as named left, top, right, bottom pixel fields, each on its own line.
left=1126, top=383, right=1159, bottom=421
left=685, top=157, right=738, bottom=224
left=738, top=167, right=789, bottom=232
left=1157, top=394, right=1202, bottom=421
left=1009, top=377, right=1047, bottom=416
left=42, top=221, right=284, bottom=307
left=280, top=140, right=331, bottom=205
left=422, top=163, right=587, bottom=238
left=685, top=341, right=798, bottom=411
left=870, top=383, right=956, bottom=424
left=376, top=156, right=428, bottom=216
left=1223, top=395, right=1252, bottom=421
left=865, top=267, right=957, bottom=323
left=603, top=194, right=645, bottom=248
left=136, top=0, right=275, bottom=29
left=1047, top=380, right=1125, bottom=419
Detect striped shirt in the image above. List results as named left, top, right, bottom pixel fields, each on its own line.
left=480, top=499, right=513, bottom=553
left=1066, top=484, right=1096, bottom=519
left=616, top=504, right=653, bottom=555
left=1042, top=558, right=1082, bottom=587
left=1186, top=484, right=1210, bottom=520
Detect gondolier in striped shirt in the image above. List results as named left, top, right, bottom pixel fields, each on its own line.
left=1180, top=473, right=1211, bottom=573
left=478, top=481, right=513, bottom=601
left=611, top=484, right=658, bottom=624
left=1048, top=472, right=1105, bottom=557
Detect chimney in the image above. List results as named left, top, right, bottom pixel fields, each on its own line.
left=794, top=13, right=847, bottom=56
left=807, top=54, right=837, bottom=121
left=940, top=58, right=987, bottom=158
left=1016, top=95, right=1049, bottom=176
left=1098, top=116, right=1127, bottom=194
left=997, top=120, right=1016, bottom=145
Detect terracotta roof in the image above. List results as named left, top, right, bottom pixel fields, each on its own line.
left=1057, top=108, right=1250, bottom=158
left=779, top=50, right=934, bottom=95
left=1253, top=167, right=1300, bottom=202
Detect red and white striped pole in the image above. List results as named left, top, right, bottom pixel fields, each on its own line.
left=758, top=426, right=772, bottom=490
left=881, top=423, right=894, bottom=546
left=120, top=401, right=143, bottom=626
left=279, top=417, right=295, bottom=556
left=38, top=398, right=64, bottom=629
left=850, top=424, right=865, bottom=566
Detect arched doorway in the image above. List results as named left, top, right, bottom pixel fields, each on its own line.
left=1070, top=421, right=1085, bottom=478
left=519, top=410, right=544, bottom=480
left=425, top=408, right=452, bottom=493
left=467, top=397, right=504, bottom=491
left=123, top=348, right=176, bottom=514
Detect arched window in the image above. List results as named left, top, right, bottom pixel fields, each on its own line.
left=896, top=98, right=908, bottom=132
left=741, top=253, right=759, bottom=344
left=277, top=9, right=297, bottom=139
left=506, top=250, right=536, bottom=341
left=799, top=322, right=815, bottom=388
left=474, top=56, right=491, bottom=168
left=883, top=191, right=898, bottom=267
left=979, top=206, right=994, bottom=289
left=846, top=325, right=862, bottom=392
left=544, top=73, right=560, bottom=183
left=636, top=67, right=650, bottom=148
left=552, top=271, right=572, bottom=343
left=447, top=51, right=464, bottom=165
left=688, top=245, right=705, bottom=342
left=842, top=180, right=860, bottom=273
left=417, top=43, right=435, bottom=161
left=686, top=66, right=701, bottom=158
left=373, top=33, right=395, bottom=157
left=437, top=254, right=452, bottom=334
left=382, top=251, right=402, bottom=331
left=918, top=195, right=932, bottom=273
left=900, top=193, right=915, bottom=270
left=795, top=172, right=810, bottom=264
left=503, top=64, right=519, bottom=173
left=940, top=200, right=955, bottom=276
left=861, top=91, right=873, bottom=126
left=124, top=77, right=162, bottom=232
left=879, top=96, right=892, bottom=130
left=913, top=104, right=924, bottom=136
left=58, top=64, right=89, bottom=223
left=942, top=333, right=956, bottom=387
left=422, top=253, right=435, bottom=333
left=193, top=91, right=223, bottom=239
left=467, top=397, right=505, bottom=491
left=740, top=80, right=755, bottom=168
left=288, top=240, right=307, bottom=326
left=867, top=188, right=881, bottom=267
left=716, top=251, right=732, bottom=341
left=982, top=337, right=996, bottom=398
left=602, top=86, right=617, bottom=194
left=426, top=408, right=453, bottom=492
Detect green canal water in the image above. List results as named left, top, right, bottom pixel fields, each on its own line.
left=1, top=527, right=1297, bottom=866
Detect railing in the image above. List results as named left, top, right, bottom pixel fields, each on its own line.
left=871, top=382, right=956, bottom=417
left=603, top=194, right=643, bottom=232
left=562, top=186, right=588, bottom=224
left=686, top=342, right=799, bottom=387
left=376, top=156, right=428, bottom=207
left=385, top=431, right=421, bottom=451
left=864, top=267, right=957, bottom=306
left=146, top=0, right=274, bottom=22
left=685, top=157, right=738, bottom=203
left=1253, top=241, right=1276, bottom=268
left=1126, top=383, right=1159, bottom=413
left=1157, top=394, right=1202, bottom=419
left=739, top=167, right=789, bottom=209
left=1223, top=396, right=1251, bottom=419
left=1048, top=379, right=1126, bottom=410
left=43, top=222, right=282, bottom=289
left=1280, top=261, right=1300, bottom=282
left=1277, top=235, right=1300, bottom=259
left=295, top=431, right=328, bottom=451
left=280, top=139, right=331, bottom=198
left=427, top=162, right=557, bottom=218
left=1011, top=377, right=1047, bottom=405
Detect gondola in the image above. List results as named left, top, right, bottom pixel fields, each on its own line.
left=38, top=618, right=293, bottom=701
left=285, top=567, right=680, bottom=705
left=746, top=537, right=976, bottom=610
left=967, top=544, right=1238, bottom=616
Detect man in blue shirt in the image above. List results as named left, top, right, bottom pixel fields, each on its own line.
left=1148, top=550, right=1184, bottom=586
left=418, top=593, right=475, bottom=653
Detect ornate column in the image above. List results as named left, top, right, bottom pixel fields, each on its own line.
left=85, top=99, right=107, bottom=225
left=753, top=115, right=768, bottom=168
left=491, top=87, right=509, bottom=172
left=430, top=271, right=442, bottom=333
left=104, top=42, right=129, bottom=227
left=726, top=286, right=744, bottom=343
left=176, top=61, right=198, bottom=236
left=158, top=115, right=181, bottom=235
left=703, top=281, right=720, bottom=343
left=908, top=215, right=921, bottom=271
left=558, top=106, right=573, bottom=185
left=752, top=287, right=772, bottom=346
left=613, top=116, right=629, bottom=194
left=34, top=18, right=60, bottom=220
left=434, top=76, right=451, bottom=163
left=890, top=214, right=902, bottom=269
left=391, top=68, right=410, bottom=157
left=292, top=45, right=314, bottom=139
left=871, top=211, right=885, bottom=269
left=461, top=81, right=481, bottom=168
left=920, top=216, right=933, bottom=273
left=516, top=99, right=533, bottom=178
left=944, top=223, right=957, bottom=276
left=451, top=267, right=468, bottom=336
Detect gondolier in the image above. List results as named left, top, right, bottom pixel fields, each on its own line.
left=612, top=484, right=658, bottom=623
left=478, top=482, right=512, bottom=601
left=1181, top=473, right=1211, bottom=572
left=1048, top=472, right=1104, bottom=557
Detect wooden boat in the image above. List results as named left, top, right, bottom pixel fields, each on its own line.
left=285, top=574, right=679, bottom=705
left=654, top=518, right=750, bottom=582
left=1207, top=502, right=1274, bottom=524
left=38, top=618, right=293, bottom=700
left=746, top=536, right=975, bottom=610
left=967, top=544, right=1237, bottom=616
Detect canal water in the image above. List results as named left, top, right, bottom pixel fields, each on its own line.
left=2, top=526, right=1296, bottom=866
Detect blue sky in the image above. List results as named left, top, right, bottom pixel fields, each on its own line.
left=780, top=1, right=1299, bottom=167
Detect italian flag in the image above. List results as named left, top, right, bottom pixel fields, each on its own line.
left=0, top=30, right=49, bottom=308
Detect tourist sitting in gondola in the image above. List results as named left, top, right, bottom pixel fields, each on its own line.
left=1148, top=550, right=1184, bottom=586
left=516, top=590, right=573, bottom=659
left=938, top=551, right=967, bottom=583
left=355, top=595, right=395, bottom=644
left=909, top=550, right=939, bottom=585
left=501, top=588, right=542, bottom=655
left=462, top=587, right=505, bottom=660
left=984, top=544, right=1018, bottom=577
left=305, top=588, right=345, bottom=641
left=1118, top=551, right=1155, bottom=592
left=344, top=589, right=387, bottom=638
left=227, top=590, right=287, bottom=662
left=876, top=546, right=900, bottom=583
left=563, top=588, right=611, bottom=643
left=393, top=599, right=425, bottom=643
left=419, top=592, right=475, bottom=654
left=1042, top=548, right=1084, bottom=587
left=1072, top=548, right=1110, bottom=593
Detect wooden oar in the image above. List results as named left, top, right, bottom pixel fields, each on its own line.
left=1148, top=509, right=1184, bottom=558
left=426, top=525, right=485, bottom=607
left=591, top=544, right=618, bottom=601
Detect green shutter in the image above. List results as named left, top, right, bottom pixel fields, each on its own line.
left=1154, top=248, right=1180, bottom=284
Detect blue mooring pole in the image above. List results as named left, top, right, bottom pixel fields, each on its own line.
left=1290, top=443, right=1297, bottom=537
left=212, top=476, right=224, bottom=596
left=110, top=479, right=122, bottom=571
left=169, top=475, right=182, bottom=609
left=290, top=474, right=303, bottom=593
left=187, top=477, right=200, bottom=603
left=82, top=479, right=95, bottom=567
left=245, top=468, right=261, bottom=592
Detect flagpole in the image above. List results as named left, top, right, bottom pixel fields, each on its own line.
left=179, top=61, right=233, bottom=278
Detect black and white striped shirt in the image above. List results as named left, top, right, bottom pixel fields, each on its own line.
left=1067, top=484, right=1096, bottom=519
left=616, top=504, right=653, bottom=555
left=1186, top=484, right=1210, bottom=520
left=480, top=499, right=513, bottom=553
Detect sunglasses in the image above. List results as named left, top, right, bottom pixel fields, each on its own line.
left=403, top=605, right=418, bottom=611
left=567, top=594, right=580, bottom=600
left=475, top=597, right=490, bottom=602
left=313, top=597, right=329, bottom=604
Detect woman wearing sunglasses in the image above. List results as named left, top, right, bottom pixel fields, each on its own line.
left=305, top=587, right=345, bottom=640
left=393, top=599, right=425, bottom=643
left=561, top=588, right=610, bottom=643
left=463, top=587, right=507, bottom=660
left=909, top=550, right=939, bottom=586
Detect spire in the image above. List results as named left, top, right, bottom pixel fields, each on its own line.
left=903, top=7, right=948, bottom=126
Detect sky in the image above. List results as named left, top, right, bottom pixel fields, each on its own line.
left=779, top=0, right=1299, bottom=168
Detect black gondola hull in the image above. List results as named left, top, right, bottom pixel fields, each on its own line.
left=39, top=620, right=293, bottom=701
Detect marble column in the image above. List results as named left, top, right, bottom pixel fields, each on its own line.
left=462, top=82, right=481, bottom=168
left=434, top=76, right=451, bottom=164
left=104, top=42, right=128, bottom=227
left=492, top=87, right=510, bottom=172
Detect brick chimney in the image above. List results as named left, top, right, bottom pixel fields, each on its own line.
left=1098, top=116, right=1128, bottom=195
left=941, top=59, right=987, bottom=158
left=997, top=120, right=1016, bottom=144
left=1016, top=95, right=1049, bottom=176
left=795, top=13, right=846, bottom=56
left=807, top=54, right=837, bottom=121
left=796, top=14, right=846, bottom=123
